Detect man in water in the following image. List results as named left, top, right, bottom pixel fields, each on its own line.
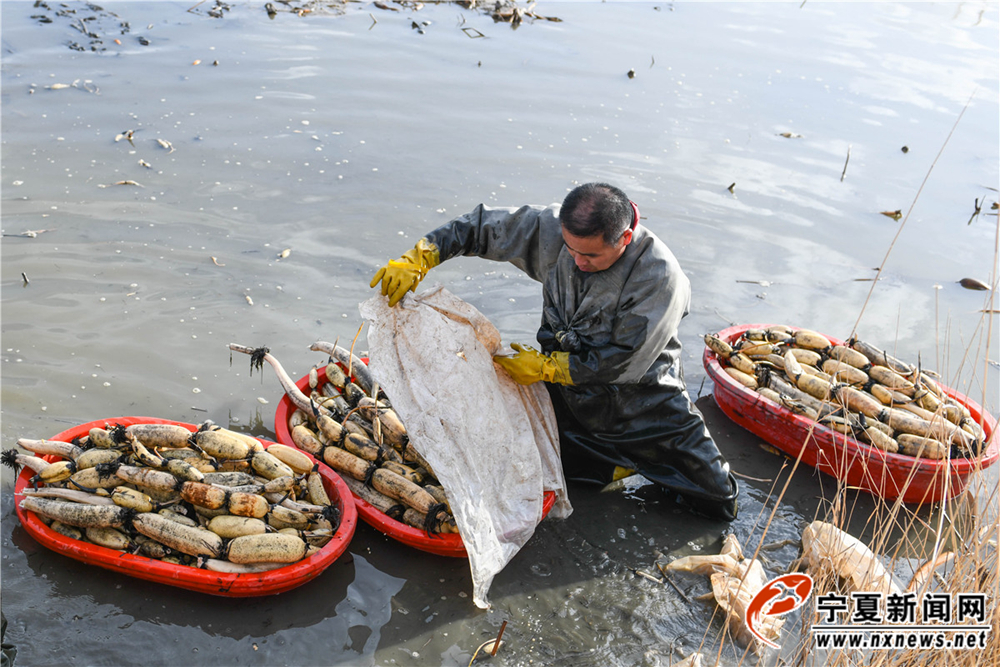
left=370, top=182, right=739, bottom=520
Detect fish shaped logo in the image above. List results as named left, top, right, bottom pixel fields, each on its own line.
left=745, top=573, right=814, bottom=649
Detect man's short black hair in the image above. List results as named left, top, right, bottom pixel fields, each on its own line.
left=559, top=182, right=632, bottom=246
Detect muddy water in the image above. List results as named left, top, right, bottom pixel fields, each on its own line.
left=1, top=2, right=997, bottom=666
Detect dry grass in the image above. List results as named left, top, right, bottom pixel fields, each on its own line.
left=775, top=94, right=999, bottom=667
left=768, top=471, right=998, bottom=667
left=686, top=209, right=999, bottom=666
left=681, top=439, right=998, bottom=667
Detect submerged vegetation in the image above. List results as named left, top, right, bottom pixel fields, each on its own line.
left=29, top=0, right=562, bottom=53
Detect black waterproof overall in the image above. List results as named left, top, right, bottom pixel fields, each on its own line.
left=425, top=203, right=738, bottom=520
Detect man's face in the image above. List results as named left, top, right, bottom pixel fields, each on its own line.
left=561, top=226, right=632, bottom=272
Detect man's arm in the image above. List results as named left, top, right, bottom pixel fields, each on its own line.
left=371, top=203, right=561, bottom=305
left=424, top=204, right=563, bottom=283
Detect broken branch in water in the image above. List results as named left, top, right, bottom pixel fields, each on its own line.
left=968, top=195, right=984, bottom=225
left=467, top=621, right=507, bottom=665
left=492, top=621, right=507, bottom=656
left=630, top=567, right=664, bottom=584
left=732, top=470, right=773, bottom=483
left=2, top=229, right=51, bottom=238
left=655, top=562, right=693, bottom=603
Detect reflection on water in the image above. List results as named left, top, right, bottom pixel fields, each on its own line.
left=2, top=1, right=997, bottom=665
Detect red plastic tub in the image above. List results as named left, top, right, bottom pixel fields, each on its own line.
left=274, top=364, right=556, bottom=558
left=13, top=416, right=357, bottom=596
left=703, top=324, right=998, bottom=503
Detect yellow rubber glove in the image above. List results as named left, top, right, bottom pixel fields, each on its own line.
left=493, top=343, right=573, bottom=386
left=612, top=466, right=637, bottom=481
left=369, top=238, right=441, bottom=307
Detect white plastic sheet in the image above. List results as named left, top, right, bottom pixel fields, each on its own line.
left=359, top=286, right=572, bottom=608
